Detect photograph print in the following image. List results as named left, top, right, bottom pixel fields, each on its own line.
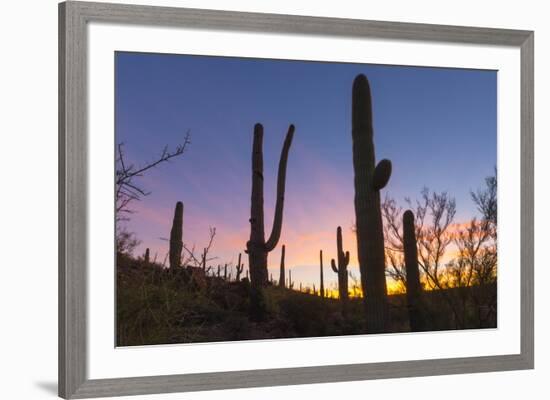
left=115, top=52, right=497, bottom=346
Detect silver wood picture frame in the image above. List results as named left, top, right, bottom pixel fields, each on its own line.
left=59, top=1, right=534, bottom=398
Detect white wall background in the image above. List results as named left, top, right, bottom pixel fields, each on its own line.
left=0, top=0, right=546, bottom=399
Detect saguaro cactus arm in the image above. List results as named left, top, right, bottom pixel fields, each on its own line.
left=343, top=251, right=350, bottom=266
left=373, top=159, right=392, bottom=190
left=330, top=259, right=339, bottom=273
left=265, top=125, right=295, bottom=251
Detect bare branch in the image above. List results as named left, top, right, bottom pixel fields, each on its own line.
left=116, top=131, right=191, bottom=220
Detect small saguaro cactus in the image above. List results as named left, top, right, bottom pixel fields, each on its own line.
left=224, top=264, right=228, bottom=281
left=235, top=253, right=244, bottom=281
left=279, top=245, right=286, bottom=287
left=319, top=250, right=325, bottom=299
left=289, top=269, right=294, bottom=289
left=246, top=123, right=295, bottom=287
left=144, top=248, right=150, bottom=264
left=217, top=265, right=221, bottom=278
left=169, top=201, right=184, bottom=269
left=351, top=74, right=392, bottom=333
left=403, top=210, right=427, bottom=332
left=331, top=226, right=350, bottom=305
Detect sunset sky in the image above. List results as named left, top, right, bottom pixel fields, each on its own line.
left=115, top=51, right=496, bottom=292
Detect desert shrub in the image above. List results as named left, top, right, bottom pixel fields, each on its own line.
left=277, top=292, right=328, bottom=337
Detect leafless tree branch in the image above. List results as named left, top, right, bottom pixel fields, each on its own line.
left=116, top=131, right=191, bottom=221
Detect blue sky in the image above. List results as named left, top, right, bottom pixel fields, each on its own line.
left=116, top=51, right=496, bottom=289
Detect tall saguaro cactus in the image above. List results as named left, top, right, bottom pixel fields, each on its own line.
left=403, top=210, right=427, bottom=331
left=169, top=201, right=183, bottom=269
left=331, top=226, right=350, bottom=305
left=246, top=123, right=294, bottom=320
left=319, top=250, right=325, bottom=299
left=246, top=123, right=295, bottom=285
left=351, top=74, right=392, bottom=333
left=279, top=245, right=286, bottom=287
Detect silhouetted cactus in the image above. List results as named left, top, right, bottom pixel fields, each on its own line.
left=217, top=265, right=221, bottom=278
left=289, top=269, right=294, bottom=289
left=169, top=201, right=183, bottom=269
left=224, top=263, right=228, bottom=281
left=246, top=123, right=294, bottom=284
left=144, top=248, right=150, bottom=264
left=246, top=123, right=295, bottom=320
left=403, top=210, right=427, bottom=331
left=331, top=226, right=350, bottom=307
left=235, top=253, right=244, bottom=281
left=319, top=250, right=325, bottom=299
left=279, top=245, right=286, bottom=287
left=351, top=74, right=392, bottom=333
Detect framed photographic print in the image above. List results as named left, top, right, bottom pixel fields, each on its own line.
left=59, top=1, right=534, bottom=398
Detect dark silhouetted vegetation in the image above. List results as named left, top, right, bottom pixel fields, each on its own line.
left=117, top=253, right=496, bottom=346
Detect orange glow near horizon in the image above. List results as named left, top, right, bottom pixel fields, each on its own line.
left=126, top=199, right=488, bottom=296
